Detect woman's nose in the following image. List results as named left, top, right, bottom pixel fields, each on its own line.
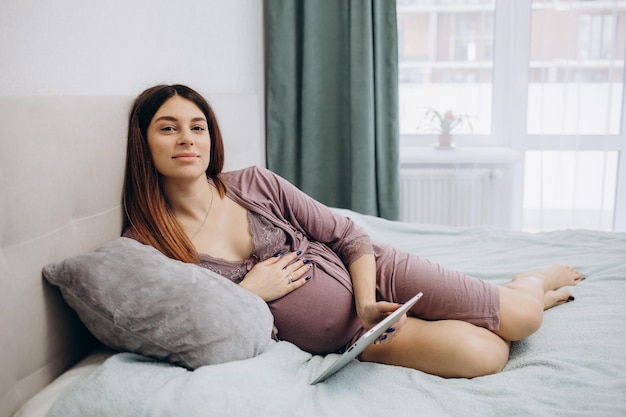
left=177, top=130, right=194, bottom=145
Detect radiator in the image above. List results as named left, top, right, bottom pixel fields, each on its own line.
left=399, top=168, right=495, bottom=226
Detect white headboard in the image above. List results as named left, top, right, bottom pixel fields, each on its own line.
left=0, top=92, right=262, bottom=417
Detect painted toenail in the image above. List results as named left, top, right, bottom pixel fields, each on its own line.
left=568, top=295, right=575, bottom=301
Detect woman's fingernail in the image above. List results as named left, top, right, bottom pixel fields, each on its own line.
left=273, top=251, right=282, bottom=257
left=303, top=259, right=310, bottom=264
left=568, top=295, right=575, bottom=301
left=380, top=334, right=388, bottom=341
left=296, top=250, right=302, bottom=255
left=386, top=327, right=395, bottom=333
left=305, top=275, right=312, bottom=281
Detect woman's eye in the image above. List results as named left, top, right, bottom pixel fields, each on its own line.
left=161, top=126, right=175, bottom=132
left=192, top=126, right=205, bottom=131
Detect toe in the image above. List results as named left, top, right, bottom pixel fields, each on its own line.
left=544, top=290, right=575, bottom=310
left=572, top=268, right=585, bottom=283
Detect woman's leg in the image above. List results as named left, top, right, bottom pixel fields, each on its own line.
left=368, top=255, right=583, bottom=377
left=494, top=265, right=584, bottom=341
left=360, top=317, right=510, bottom=378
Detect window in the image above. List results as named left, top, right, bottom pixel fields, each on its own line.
left=397, top=0, right=495, bottom=135
left=527, top=1, right=624, bottom=135
left=397, top=0, right=626, bottom=232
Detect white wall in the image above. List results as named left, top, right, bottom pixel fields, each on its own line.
left=0, top=0, right=265, bottom=165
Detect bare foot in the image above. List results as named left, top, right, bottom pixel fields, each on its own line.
left=512, top=265, right=584, bottom=293
left=512, top=265, right=583, bottom=310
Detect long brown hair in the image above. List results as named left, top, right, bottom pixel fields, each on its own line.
left=122, top=84, right=227, bottom=263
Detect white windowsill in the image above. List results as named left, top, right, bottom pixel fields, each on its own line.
left=400, top=146, right=523, bottom=166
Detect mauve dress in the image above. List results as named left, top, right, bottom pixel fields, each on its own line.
left=192, top=166, right=500, bottom=355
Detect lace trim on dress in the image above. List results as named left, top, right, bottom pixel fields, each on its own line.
left=198, top=262, right=248, bottom=283
left=197, top=211, right=290, bottom=284
left=249, top=211, right=289, bottom=261
left=342, top=235, right=374, bottom=264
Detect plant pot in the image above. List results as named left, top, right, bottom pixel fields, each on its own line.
left=438, top=134, right=453, bottom=148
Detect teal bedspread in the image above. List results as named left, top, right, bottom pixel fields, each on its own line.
left=47, top=210, right=626, bottom=417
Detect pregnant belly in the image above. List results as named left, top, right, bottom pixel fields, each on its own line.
left=268, top=265, right=362, bottom=355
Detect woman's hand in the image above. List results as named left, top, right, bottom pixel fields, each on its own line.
left=238, top=251, right=312, bottom=302
left=358, top=301, right=408, bottom=345
left=348, top=255, right=406, bottom=345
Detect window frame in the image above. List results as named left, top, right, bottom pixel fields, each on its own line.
left=398, top=0, right=626, bottom=232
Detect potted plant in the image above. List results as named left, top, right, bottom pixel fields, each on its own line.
left=421, top=107, right=474, bottom=148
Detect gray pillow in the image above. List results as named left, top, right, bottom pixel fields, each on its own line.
left=43, top=237, right=274, bottom=370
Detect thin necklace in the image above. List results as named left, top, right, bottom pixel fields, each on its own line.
left=189, top=187, right=214, bottom=239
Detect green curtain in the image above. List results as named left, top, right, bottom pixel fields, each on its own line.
left=265, top=0, right=399, bottom=220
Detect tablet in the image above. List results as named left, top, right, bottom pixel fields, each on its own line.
left=310, top=292, right=423, bottom=384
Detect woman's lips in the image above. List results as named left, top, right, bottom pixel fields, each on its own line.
left=172, top=152, right=199, bottom=162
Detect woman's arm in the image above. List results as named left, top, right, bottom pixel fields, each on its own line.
left=226, top=167, right=401, bottom=326
left=226, top=167, right=372, bottom=262
left=244, top=168, right=399, bottom=323
left=349, top=254, right=407, bottom=338
left=349, top=254, right=378, bottom=318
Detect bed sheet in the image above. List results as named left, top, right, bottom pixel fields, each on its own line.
left=42, top=210, right=626, bottom=417
left=12, top=349, right=113, bottom=417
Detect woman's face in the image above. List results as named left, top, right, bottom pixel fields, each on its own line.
left=146, top=96, right=211, bottom=183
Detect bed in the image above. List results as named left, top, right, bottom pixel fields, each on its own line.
left=3, top=94, right=625, bottom=417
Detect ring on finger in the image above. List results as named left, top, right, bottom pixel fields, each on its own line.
left=286, top=273, right=294, bottom=284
